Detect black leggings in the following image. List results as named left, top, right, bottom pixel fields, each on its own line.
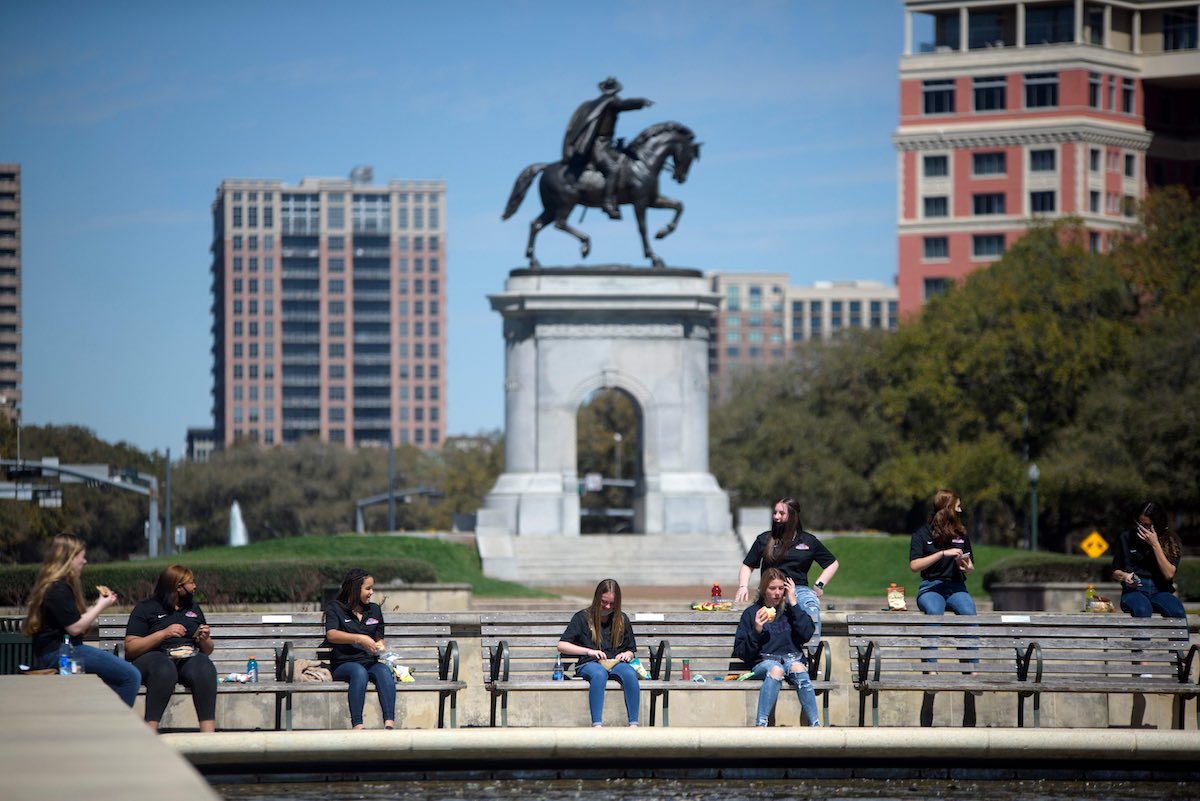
left=132, top=650, right=218, bottom=723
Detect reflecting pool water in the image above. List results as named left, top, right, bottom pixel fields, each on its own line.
left=215, top=777, right=1195, bottom=801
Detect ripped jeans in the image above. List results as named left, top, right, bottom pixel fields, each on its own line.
left=752, top=653, right=820, bottom=727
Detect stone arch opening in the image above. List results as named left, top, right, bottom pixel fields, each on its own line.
left=576, top=387, right=644, bottom=534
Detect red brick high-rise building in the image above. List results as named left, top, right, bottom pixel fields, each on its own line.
left=896, top=0, right=1200, bottom=315
left=211, top=169, right=446, bottom=449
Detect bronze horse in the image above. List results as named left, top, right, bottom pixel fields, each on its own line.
left=502, top=122, right=701, bottom=268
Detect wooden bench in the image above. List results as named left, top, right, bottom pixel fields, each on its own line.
left=98, top=612, right=464, bottom=730
left=480, top=610, right=830, bottom=727
left=847, top=612, right=1199, bottom=728
left=0, top=617, right=33, bottom=675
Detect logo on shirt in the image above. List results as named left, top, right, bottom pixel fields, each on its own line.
left=185, top=610, right=198, bottom=618
left=952, top=538, right=965, bottom=544
left=343, top=618, right=352, bottom=623
left=796, top=543, right=810, bottom=550
left=364, top=617, right=379, bottom=625
left=157, top=614, right=167, bottom=619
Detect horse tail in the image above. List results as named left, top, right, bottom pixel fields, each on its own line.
left=501, top=163, right=548, bottom=220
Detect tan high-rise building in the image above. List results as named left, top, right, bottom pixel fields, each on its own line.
left=210, top=168, right=446, bottom=449
left=0, top=164, right=20, bottom=420
left=896, top=0, right=1200, bottom=316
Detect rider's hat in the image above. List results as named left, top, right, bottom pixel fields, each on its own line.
left=598, top=77, right=623, bottom=95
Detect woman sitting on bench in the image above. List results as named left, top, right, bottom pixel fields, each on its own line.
left=733, top=567, right=820, bottom=727
left=557, top=578, right=640, bottom=727
left=324, top=568, right=395, bottom=729
left=124, top=565, right=218, bottom=733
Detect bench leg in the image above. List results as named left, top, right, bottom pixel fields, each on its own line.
left=820, top=689, right=830, bottom=727
left=501, top=691, right=509, bottom=728
left=662, top=690, right=670, bottom=727
left=919, top=692, right=935, bottom=727
left=648, top=691, right=658, bottom=727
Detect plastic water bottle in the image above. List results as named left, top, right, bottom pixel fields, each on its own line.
left=681, top=658, right=691, bottom=681
left=58, top=635, right=73, bottom=676
left=247, top=656, right=258, bottom=684
left=553, top=655, right=564, bottom=681
left=1085, top=584, right=1096, bottom=612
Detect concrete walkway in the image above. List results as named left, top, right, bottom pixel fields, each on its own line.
left=0, top=675, right=219, bottom=801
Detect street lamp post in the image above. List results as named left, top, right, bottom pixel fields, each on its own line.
left=613, top=432, right=623, bottom=480
left=1028, top=462, right=1040, bottom=551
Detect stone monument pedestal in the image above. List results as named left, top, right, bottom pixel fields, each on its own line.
left=477, top=267, right=732, bottom=579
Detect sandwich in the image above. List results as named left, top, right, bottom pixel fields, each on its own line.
left=96, top=584, right=113, bottom=598
left=764, top=607, right=776, bottom=622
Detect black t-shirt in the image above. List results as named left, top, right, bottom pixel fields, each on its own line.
left=125, top=597, right=208, bottom=651
left=742, top=530, right=837, bottom=587
left=559, top=608, right=636, bottom=668
left=1111, top=528, right=1180, bottom=590
left=33, top=580, right=83, bottom=657
left=324, top=601, right=386, bottom=667
left=909, top=524, right=973, bottom=582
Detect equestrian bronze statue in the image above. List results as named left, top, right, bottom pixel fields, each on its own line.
left=502, top=77, right=701, bottom=269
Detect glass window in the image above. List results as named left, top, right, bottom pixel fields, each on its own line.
left=1122, top=78, right=1135, bottom=114
left=1030, top=149, right=1056, bottom=171
left=1030, top=190, right=1056, bottom=213
left=923, top=196, right=948, bottom=218
left=923, top=155, right=949, bottom=178
left=1124, top=154, right=1136, bottom=178
left=1089, top=72, right=1101, bottom=109
left=1025, top=6, right=1072, bottom=44
left=923, top=236, right=949, bottom=261
left=973, top=234, right=1005, bottom=257
left=973, top=76, right=1006, bottom=111
left=1090, top=148, right=1101, bottom=172
left=1090, top=190, right=1101, bottom=213
left=972, top=193, right=1005, bottom=214
left=1164, top=8, right=1198, bottom=51
left=1024, top=72, right=1059, bottom=108
left=922, top=79, right=955, bottom=114
left=973, top=152, right=1006, bottom=175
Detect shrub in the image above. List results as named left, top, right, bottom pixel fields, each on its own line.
left=983, top=554, right=1199, bottom=600
left=0, top=556, right=436, bottom=608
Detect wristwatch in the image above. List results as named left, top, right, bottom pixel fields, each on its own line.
left=814, top=581, right=825, bottom=590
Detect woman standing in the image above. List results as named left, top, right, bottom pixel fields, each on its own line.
left=733, top=567, right=820, bottom=727
left=1111, top=502, right=1186, bottom=619
left=22, top=534, right=141, bottom=705
left=124, top=565, right=218, bottom=733
left=324, top=568, right=396, bottom=729
left=908, top=489, right=976, bottom=616
left=734, top=497, right=838, bottom=647
left=557, top=578, right=640, bottom=727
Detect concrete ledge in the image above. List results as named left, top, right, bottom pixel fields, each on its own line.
left=168, top=727, right=1200, bottom=775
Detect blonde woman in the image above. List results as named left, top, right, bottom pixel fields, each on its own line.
left=22, top=534, right=140, bottom=704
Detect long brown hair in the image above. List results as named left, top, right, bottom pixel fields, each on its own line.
left=1140, top=502, right=1181, bottom=564
left=757, top=567, right=789, bottom=608
left=929, top=489, right=966, bottom=547
left=334, top=568, right=372, bottom=612
left=22, top=534, right=87, bottom=637
left=765, top=497, right=802, bottom=565
left=587, top=578, right=624, bottom=650
left=152, top=565, right=196, bottom=610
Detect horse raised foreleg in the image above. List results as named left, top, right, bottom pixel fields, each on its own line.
left=634, top=204, right=665, bottom=268
left=650, top=195, right=684, bottom=240
left=553, top=213, right=591, bottom=261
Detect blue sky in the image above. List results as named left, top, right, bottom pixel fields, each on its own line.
left=0, top=0, right=900, bottom=455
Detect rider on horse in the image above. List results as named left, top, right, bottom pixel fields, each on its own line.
left=562, top=77, right=653, bottom=221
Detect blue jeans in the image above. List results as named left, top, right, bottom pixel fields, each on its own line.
left=1120, top=577, right=1186, bottom=618
left=917, top=579, right=978, bottom=667
left=36, top=643, right=141, bottom=707
left=752, top=654, right=820, bottom=727
left=794, top=585, right=823, bottom=648
left=576, top=660, right=640, bottom=725
left=916, top=579, right=977, bottom=616
left=332, top=660, right=396, bottom=727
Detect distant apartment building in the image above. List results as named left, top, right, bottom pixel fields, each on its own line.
left=210, top=168, right=446, bottom=450
left=186, top=427, right=215, bottom=464
left=0, top=164, right=20, bottom=420
left=896, top=0, right=1200, bottom=315
left=707, top=272, right=898, bottom=379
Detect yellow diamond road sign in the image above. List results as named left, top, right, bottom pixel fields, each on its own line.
left=1081, top=531, right=1109, bottom=559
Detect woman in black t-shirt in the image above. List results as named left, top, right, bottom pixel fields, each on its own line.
left=324, top=568, right=395, bottom=729
left=557, top=578, right=640, bottom=727
left=124, top=565, right=218, bottom=732
left=22, top=533, right=141, bottom=704
left=908, top=490, right=976, bottom=616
